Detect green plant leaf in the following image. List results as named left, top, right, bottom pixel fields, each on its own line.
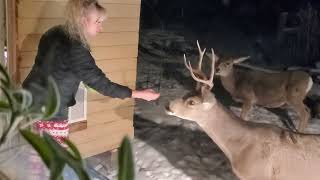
left=0, top=87, right=13, bottom=111
left=0, top=170, right=10, bottom=180
left=12, top=89, right=33, bottom=111
left=0, top=101, right=10, bottom=111
left=0, top=63, right=90, bottom=180
left=43, top=76, right=60, bottom=119
left=65, top=139, right=82, bottom=161
left=43, top=133, right=90, bottom=180
left=49, top=160, right=65, bottom=180
left=118, top=136, right=134, bottom=180
left=20, top=129, right=54, bottom=167
left=0, top=79, right=9, bottom=89
left=28, top=113, right=44, bottom=121
left=0, top=64, right=10, bottom=88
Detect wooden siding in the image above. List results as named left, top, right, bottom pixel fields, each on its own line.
left=18, top=18, right=139, bottom=35
left=19, top=45, right=138, bottom=67
left=0, top=0, right=4, bottom=66
left=17, top=0, right=140, bottom=157
left=19, top=32, right=139, bottom=51
left=22, top=0, right=140, bottom=4
left=7, top=0, right=18, bottom=81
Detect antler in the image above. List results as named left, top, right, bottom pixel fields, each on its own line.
left=184, top=40, right=206, bottom=71
left=184, top=41, right=216, bottom=90
left=196, top=40, right=206, bottom=70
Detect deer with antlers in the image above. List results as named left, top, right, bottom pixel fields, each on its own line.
left=166, top=42, right=320, bottom=180
left=212, top=51, right=312, bottom=133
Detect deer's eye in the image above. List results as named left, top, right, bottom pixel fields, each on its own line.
left=187, top=99, right=196, bottom=106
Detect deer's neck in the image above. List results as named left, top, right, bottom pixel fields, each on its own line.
left=220, top=69, right=236, bottom=95
left=197, top=102, right=253, bottom=161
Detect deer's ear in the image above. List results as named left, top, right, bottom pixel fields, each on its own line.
left=234, top=56, right=250, bottom=64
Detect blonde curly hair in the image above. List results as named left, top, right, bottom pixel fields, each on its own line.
left=64, top=0, right=106, bottom=49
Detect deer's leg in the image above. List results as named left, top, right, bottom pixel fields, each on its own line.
left=241, top=100, right=253, bottom=121
left=291, top=102, right=310, bottom=133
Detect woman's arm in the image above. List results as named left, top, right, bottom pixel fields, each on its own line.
left=68, top=44, right=132, bottom=99
left=68, top=44, right=160, bottom=101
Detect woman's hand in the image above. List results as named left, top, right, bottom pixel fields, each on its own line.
left=132, top=89, right=160, bottom=101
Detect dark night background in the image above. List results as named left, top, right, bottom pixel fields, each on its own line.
left=138, top=0, right=320, bottom=68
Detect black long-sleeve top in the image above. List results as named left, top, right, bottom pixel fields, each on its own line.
left=22, top=25, right=132, bottom=120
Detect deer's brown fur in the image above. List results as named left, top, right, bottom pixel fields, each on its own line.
left=166, top=42, right=320, bottom=180
left=216, top=56, right=313, bottom=132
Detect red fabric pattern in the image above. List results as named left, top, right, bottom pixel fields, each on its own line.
left=34, top=120, right=69, bottom=146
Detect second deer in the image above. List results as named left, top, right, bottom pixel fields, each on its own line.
left=214, top=53, right=313, bottom=132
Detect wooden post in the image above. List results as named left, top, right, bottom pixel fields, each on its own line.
left=5, top=0, right=17, bottom=82
left=0, top=0, right=5, bottom=65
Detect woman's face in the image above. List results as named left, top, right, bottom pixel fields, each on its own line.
left=83, top=9, right=105, bottom=38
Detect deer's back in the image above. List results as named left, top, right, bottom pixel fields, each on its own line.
left=269, top=130, right=320, bottom=180
left=232, top=124, right=320, bottom=180
left=233, top=69, right=311, bottom=106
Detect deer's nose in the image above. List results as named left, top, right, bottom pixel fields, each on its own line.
left=165, top=103, right=170, bottom=111
left=165, top=103, right=174, bottom=115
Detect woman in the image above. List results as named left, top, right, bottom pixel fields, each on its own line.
left=23, top=0, right=160, bottom=145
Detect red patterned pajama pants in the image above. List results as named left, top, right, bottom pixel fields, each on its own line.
left=29, top=120, right=69, bottom=179
left=34, top=120, right=69, bottom=146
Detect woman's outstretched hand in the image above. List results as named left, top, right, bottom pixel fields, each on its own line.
left=132, top=89, right=160, bottom=101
